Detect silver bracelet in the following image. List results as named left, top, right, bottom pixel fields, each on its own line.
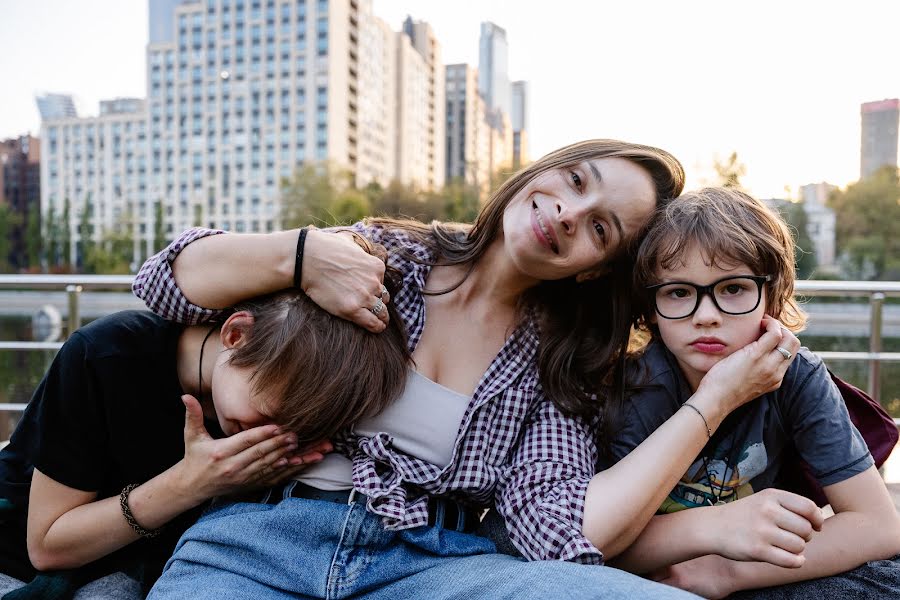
left=682, top=402, right=712, bottom=439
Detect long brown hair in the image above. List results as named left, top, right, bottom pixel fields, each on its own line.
left=367, top=139, right=685, bottom=420
left=229, top=246, right=410, bottom=445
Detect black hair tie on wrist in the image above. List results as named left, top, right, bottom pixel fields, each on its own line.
left=293, top=227, right=309, bottom=289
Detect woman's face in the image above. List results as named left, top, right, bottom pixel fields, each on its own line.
left=501, top=157, right=657, bottom=281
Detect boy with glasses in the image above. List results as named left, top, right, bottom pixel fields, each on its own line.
left=604, top=187, right=900, bottom=598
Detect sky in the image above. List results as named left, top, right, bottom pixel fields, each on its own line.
left=1, top=0, right=898, bottom=198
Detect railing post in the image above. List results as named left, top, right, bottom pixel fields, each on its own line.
left=869, top=292, right=885, bottom=402
left=66, top=284, right=83, bottom=338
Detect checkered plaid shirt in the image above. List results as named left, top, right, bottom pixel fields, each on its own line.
left=132, top=226, right=603, bottom=564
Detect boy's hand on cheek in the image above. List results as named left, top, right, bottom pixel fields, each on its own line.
left=697, top=316, right=801, bottom=412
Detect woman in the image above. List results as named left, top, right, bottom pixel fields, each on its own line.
left=135, top=140, right=799, bottom=599
left=0, top=248, right=406, bottom=598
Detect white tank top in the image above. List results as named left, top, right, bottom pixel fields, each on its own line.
left=297, top=369, right=471, bottom=491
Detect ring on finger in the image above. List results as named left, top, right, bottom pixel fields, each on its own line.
left=776, top=346, right=792, bottom=361
left=370, top=297, right=385, bottom=317
left=380, top=284, right=389, bottom=302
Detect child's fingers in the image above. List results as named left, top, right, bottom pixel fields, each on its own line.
left=777, top=492, right=824, bottom=531
left=755, top=316, right=786, bottom=353
left=758, top=545, right=805, bottom=569
left=182, top=394, right=211, bottom=442
left=215, top=424, right=288, bottom=459
left=229, top=432, right=298, bottom=471
left=774, top=508, right=816, bottom=542
left=769, top=526, right=807, bottom=555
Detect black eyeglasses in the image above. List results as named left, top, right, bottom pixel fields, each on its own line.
left=646, top=275, right=772, bottom=320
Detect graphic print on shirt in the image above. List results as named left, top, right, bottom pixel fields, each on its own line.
left=659, top=438, right=768, bottom=512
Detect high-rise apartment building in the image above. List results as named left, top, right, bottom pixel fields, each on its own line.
left=396, top=17, right=444, bottom=190
left=40, top=100, right=148, bottom=264
left=860, top=99, right=899, bottom=179
left=41, top=0, right=446, bottom=267
left=36, top=94, right=78, bottom=121
left=445, top=64, right=489, bottom=193
left=510, top=80, right=528, bottom=168
left=0, top=135, right=41, bottom=269
left=477, top=22, right=510, bottom=119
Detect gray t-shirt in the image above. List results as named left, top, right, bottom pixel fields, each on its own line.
left=607, top=341, right=873, bottom=512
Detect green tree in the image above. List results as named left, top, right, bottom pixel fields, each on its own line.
left=83, top=227, right=133, bottom=274
left=371, top=180, right=429, bottom=220
left=153, top=200, right=165, bottom=253
left=193, top=203, right=203, bottom=227
left=440, top=179, right=481, bottom=223
left=60, top=197, right=72, bottom=268
left=45, top=204, right=58, bottom=268
left=25, top=202, right=41, bottom=270
left=280, top=162, right=356, bottom=228
left=77, top=195, right=93, bottom=269
left=330, top=189, right=371, bottom=224
left=0, top=204, right=17, bottom=271
left=778, top=202, right=817, bottom=279
left=828, top=166, right=900, bottom=280
left=713, top=152, right=747, bottom=189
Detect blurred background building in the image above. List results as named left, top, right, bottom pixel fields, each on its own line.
left=36, top=2, right=530, bottom=267
left=860, top=99, right=899, bottom=179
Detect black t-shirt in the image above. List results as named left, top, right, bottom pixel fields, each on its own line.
left=0, top=310, right=213, bottom=587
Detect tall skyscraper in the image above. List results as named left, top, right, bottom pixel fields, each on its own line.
left=445, top=63, right=489, bottom=193
left=860, top=99, right=899, bottom=179
left=41, top=0, right=446, bottom=267
left=36, top=94, right=78, bottom=120
left=0, top=135, right=41, bottom=269
left=510, top=80, right=528, bottom=168
left=477, top=22, right=510, bottom=119
left=397, top=17, right=445, bottom=189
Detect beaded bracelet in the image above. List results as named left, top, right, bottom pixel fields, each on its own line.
left=119, top=483, right=162, bottom=539
left=682, top=402, right=713, bottom=439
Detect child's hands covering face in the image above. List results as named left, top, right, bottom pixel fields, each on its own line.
left=173, top=394, right=333, bottom=502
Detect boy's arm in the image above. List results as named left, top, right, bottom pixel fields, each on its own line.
left=609, top=487, right=824, bottom=574
left=719, top=466, right=900, bottom=592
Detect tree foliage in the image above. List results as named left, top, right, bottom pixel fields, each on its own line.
left=281, top=163, right=483, bottom=229
left=0, top=204, right=19, bottom=271
left=828, top=166, right=900, bottom=280
left=777, top=201, right=817, bottom=279
left=713, top=152, right=747, bottom=189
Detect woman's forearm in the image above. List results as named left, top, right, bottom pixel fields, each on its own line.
left=608, top=510, right=718, bottom=573
left=172, top=230, right=297, bottom=309
left=583, top=389, right=729, bottom=558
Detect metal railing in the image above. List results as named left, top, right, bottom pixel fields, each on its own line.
left=1, top=276, right=899, bottom=425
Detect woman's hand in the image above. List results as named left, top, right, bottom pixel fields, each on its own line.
left=697, top=316, right=801, bottom=414
left=705, top=488, right=824, bottom=568
left=171, top=395, right=330, bottom=503
left=301, top=229, right=390, bottom=333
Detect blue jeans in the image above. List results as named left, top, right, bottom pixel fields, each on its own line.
left=148, top=497, right=700, bottom=600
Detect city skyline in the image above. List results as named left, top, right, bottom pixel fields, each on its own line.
left=2, top=0, right=900, bottom=198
